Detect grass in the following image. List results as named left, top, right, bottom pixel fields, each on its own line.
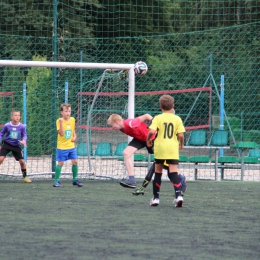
left=0, top=179, right=259, bottom=260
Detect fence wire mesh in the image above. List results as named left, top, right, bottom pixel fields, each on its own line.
left=0, top=1, right=259, bottom=181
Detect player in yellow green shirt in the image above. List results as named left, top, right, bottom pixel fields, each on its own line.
left=53, top=103, right=83, bottom=187
left=147, top=95, right=185, bottom=207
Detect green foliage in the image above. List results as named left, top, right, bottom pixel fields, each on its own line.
left=0, top=67, right=25, bottom=124
left=243, top=130, right=260, bottom=143
left=0, top=0, right=260, bottom=157
left=95, top=0, right=175, bottom=38
left=225, top=116, right=241, bottom=131
left=26, top=55, right=53, bottom=156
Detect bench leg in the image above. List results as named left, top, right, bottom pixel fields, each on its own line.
left=215, top=149, right=219, bottom=180
left=194, top=162, right=198, bottom=180
left=241, top=150, right=245, bottom=181
left=221, top=163, right=224, bottom=180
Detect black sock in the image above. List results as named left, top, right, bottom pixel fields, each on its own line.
left=141, top=179, right=150, bottom=190
left=153, top=173, right=162, bottom=199
left=22, top=169, right=27, bottom=178
left=168, top=171, right=182, bottom=198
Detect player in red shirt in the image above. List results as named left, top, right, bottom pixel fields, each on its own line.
left=107, top=113, right=154, bottom=188
left=107, top=113, right=187, bottom=193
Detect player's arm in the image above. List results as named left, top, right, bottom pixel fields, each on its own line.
left=71, top=130, right=77, bottom=142
left=20, top=126, right=27, bottom=147
left=20, top=140, right=27, bottom=147
left=57, top=118, right=64, bottom=136
left=138, top=114, right=153, bottom=123
left=147, top=129, right=156, bottom=147
left=177, top=133, right=184, bottom=150
left=0, top=126, right=7, bottom=149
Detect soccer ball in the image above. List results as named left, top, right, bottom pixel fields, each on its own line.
left=134, top=61, right=148, bottom=75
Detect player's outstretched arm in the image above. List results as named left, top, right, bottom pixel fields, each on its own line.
left=138, top=114, right=153, bottom=123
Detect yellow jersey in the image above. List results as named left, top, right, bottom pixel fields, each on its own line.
left=149, top=113, right=185, bottom=159
left=56, top=117, right=76, bottom=150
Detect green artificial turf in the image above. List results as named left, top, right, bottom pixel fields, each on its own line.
left=0, top=179, right=259, bottom=260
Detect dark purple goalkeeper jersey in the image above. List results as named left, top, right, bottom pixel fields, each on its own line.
left=0, top=122, right=27, bottom=146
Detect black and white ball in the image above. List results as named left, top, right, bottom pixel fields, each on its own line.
left=134, top=61, right=148, bottom=75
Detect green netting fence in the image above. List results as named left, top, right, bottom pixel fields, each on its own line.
left=0, top=1, right=259, bottom=181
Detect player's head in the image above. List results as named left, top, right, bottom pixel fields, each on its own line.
left=159, top=95, right=174, bottom=111
left=60, top=103, right=71, bottom=119
left=11, top=110, right=21, bottom=123
left=107, top=114, right=124, bottom=130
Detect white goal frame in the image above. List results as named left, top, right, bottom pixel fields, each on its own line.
left=0, top=60, right=136, bottom=125
left=0, top=60, right=136, bottom=177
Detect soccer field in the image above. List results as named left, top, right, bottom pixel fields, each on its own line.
left=0, top=179, right=259, bottom=260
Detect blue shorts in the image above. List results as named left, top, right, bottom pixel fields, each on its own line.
left=56, top=148, right=77, bottom=162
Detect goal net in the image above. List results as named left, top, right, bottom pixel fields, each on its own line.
left=0, top=60, right=211, bottom=181
left=0, top=92, right=14, bottom=127
left=77, top=71, right=212, bottom=179
left=0, top=60, right=134, bottom=180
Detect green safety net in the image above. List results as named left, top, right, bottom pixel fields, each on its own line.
left=0, top=1, right=259, bottom=180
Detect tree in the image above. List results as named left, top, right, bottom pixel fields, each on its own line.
left=26, top=55, right=53, bottom=155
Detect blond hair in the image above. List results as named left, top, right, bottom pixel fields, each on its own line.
left=107, top=114, right=123, bottom=125
left=60, top=103, right=71, bottom=111
left=11, top=110, right=21, bottom=115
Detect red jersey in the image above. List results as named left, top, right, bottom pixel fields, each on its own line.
left=120, top=118, right=149, bottom=141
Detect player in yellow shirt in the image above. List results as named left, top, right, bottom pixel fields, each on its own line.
left=132, top=108, right=187, bottom=196
left=53, top=103, right=83, bottom=187
left=147, top=95, right=185, bottom=207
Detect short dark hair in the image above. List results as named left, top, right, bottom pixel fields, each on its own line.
left=159, top=95, right=174, bottom=110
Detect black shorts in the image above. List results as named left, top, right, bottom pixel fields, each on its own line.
left=0, top=141, right=24, bottom=161
left=128, top=138, right=154, bottom=154
left=155, top=159, right=179, bottom=165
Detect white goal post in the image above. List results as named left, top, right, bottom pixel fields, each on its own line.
left=0, top=59, right=137, bottom=178
left=0, top=59, right=136, bottom=123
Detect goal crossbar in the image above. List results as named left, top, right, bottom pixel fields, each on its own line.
left=0, top=60, right=136, bottom=121
left=0, top=60, right=134, bottom=70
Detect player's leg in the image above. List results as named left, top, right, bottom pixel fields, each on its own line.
left=132, top=162, right=155, bottom=195
left=53, top=161, right=64, bottom=187
left=167, top=162, right=183, bottom=207
left=0, top=144, right=8, bottom=165
left=120, top=145, right=137, bottom=188
left=166, top=167, right=187, bottom=194
left=150, top=160, right=163, bottom=206
left=132, top=142, right=154, bottom=194
left=180, top=174, right=187, bottom=193
left=120, top=139, right=145, bottom=188
left=68, top=148, right=83, bottom=187
left=0, top=156, right=5, bottom=165
left=11, top=144, right=32, bottom=183
left=0, top=143, right=8, bottom=178
left=53, top=149, right=66, bottom=187
left=71, top=160, right=83, bottom=187
left=19, top=159, right=31, bottom=183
